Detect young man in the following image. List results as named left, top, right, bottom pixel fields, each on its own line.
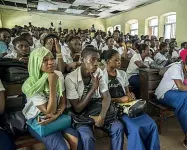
left=4, top=36, right=30, bottom=64
left=65, top=46, right=124, bottom=150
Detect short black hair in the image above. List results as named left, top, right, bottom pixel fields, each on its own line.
left=113, top=30, right=120, bottom=34
left=12, top=36, right=29, bottom=46
left=43, top=34, right=59, bottom=45
left=159, top=42, right=168, bottom=50
left=144, top=39, right=151, bottom=43
left=67, top=36, right=80, bottom=43
left=136, top=43, right=148, bottom=54
left=21, top=32, right=32, bottom=38
left=81, top=45, right=99, bottom=58
left=106, top=36, right=113, bottom=43
left=0, top=28, right=11, bottom=34
left=101, top=49, right=119, bottom=62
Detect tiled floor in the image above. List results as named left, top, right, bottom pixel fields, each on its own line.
left=22, top=117, right=186, bottom=150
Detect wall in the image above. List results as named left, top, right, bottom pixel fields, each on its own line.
left=105, top=0, right=187, bottom=44
left=0, top=9, right=106, bottom=31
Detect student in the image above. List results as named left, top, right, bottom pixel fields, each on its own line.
left=113, top=30, right=120, bottom=44
left=4, top=37, right=30, bottom=63
left=91, top=33, right=104, bottom=51
left=103, top=50, right=160, bottom=150
left=21, top=32, right=34, bottom=50
left=65, top=46, right=124, bottom=150
left=155, top=55, right=187, bottom=148
left=159, top=37, right=164, bottom=44
left=102, top=37, right=117, bottom=52
left=126, top=40, right=137, bottom=58
left=0, top=79, right=16, bottom=150
left=0, top=28, right=12, bottom=53
left=126, top=44, right=154, bottom=97
left=168, top=41, right=179, bottom=59
left=154, top=42, right=169, bottom=67
left=22, top=47, right=80, bottom=150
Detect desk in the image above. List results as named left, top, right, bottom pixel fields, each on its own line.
left=139, top=68, right=162, bottom=100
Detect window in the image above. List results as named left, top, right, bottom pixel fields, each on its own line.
left=148, top=18, right=158, bottom=37
left=164, top=15, right=176, bottom=39
left=114, top=25, right=121, bottom=32
left=130, top=23, right=138, bottom=35
left=107, top=27, right=114, bottom=35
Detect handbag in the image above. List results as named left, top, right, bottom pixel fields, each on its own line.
left=115, top=99, right=146, bottom=118
left=26, top=114, right=72, bottom=137
left=71, top=99, right=118, bottom=128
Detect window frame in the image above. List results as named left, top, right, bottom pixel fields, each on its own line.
left=164, top=14, right=176, bottom=39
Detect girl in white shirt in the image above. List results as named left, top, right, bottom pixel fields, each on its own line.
left=22, top=47, right=80, bottom=150
left=155, top=58, right=187, bottom=148
left=102, top=37, right=117, bottom=52
left=103, top=50, right=160, bottom=150
left=126, top=44, right=153, bottom=98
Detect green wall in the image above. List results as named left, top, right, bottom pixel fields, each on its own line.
left=0, top=9, right=105, bottom=31
left=105, top=0, right=187, bottom=44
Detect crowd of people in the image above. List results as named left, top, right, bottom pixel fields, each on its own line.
left=0, top=22, right=187, bottom=150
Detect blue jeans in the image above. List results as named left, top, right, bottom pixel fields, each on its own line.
left=0, top=129, right=16, bottom=150
left=28, top=126, right=81, bottom=150
left=160, top=90, right=187, bottom=134
left=77, top=120, right=124, bottom=150
left=121, top=113, right=160, bottom=150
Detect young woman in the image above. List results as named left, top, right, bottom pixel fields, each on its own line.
left=126, top=44, right=153, bottom=97
left=102, top=37, right=117, bottom=52
left=155, top=55, right=187, bottom=148
left=103, top=50, right=160, bottom=150
left=22, top=47, right=80, bottom=150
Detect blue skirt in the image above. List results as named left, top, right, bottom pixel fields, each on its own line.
left=161, top=90, right=187, bottom=134
left=121, top=113, right=160, bottom=150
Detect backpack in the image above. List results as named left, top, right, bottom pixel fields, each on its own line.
left=0, top=58, right=28, bottom=83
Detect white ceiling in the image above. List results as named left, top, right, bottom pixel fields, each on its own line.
left=1, top=0, right=160, bottom=18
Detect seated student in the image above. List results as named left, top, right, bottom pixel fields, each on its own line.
left=91, top=33, right=104, bottom=51
left=126, top=44, right=154, bottom=97
left=20, top=32, right=34, bottom=50
left=126, top=40, right=137, bottom=58
left=168, top=41, right=179, bottom=59
left=4, top=37, right=30, bottom=64
left=0, top=28, right=12, bottom=53
left=155, top=55, right=187, bottom=148
left=0, top=79, right=16, bottom=150
left=102, top=36, right=117, bottom=52
left=65, top=46, right=124, bottom=150
left=154, top=42, right=169, bottom=67
left=62, top=36, right=82, bottom=70
left=102, top=50, right=160, bottom=150
left=22, top=47, right=80, bottom=150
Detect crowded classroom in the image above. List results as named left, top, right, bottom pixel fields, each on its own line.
left=0, top=0, right=187, bottom=150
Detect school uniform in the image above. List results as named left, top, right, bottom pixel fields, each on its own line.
left=0, top=80, right=16, bottom=150
left=127, top=48, right=137, bottom=58
left=101, top=45, right=118, bottom=53
left=154, top=52, right=168, bottom=67
left=23, top=71, right=80, bottom=150
left=126, top=53, right=153, bottom=97
left=103, top=69, right=160, bottom=150
left=91, top=39, right=104, bottom=51
left=65, top=67, right=124, bottom=150
left=155, top=63, right=187, bottom=135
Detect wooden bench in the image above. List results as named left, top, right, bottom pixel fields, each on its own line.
left=139, top=68, right=174, bottom=134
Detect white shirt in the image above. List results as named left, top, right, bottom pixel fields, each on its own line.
left=103, top=68, right=129, bottom=94
left=22, top=70, right=65, bottom=120
left=126, top=53, right=153, bottom=79
left=155, top=63, right=183, bottom=99
left=154, top=52, right=168, bottom=62
left=127, top=48, right=137, bottom=57
left=172, top=51, right=179, bottom=58
left=102, top=45, right=117, bottom=53
left=65, top=67, right=108, bottom=102
left=0, top=80, right=5, bottom=91
left=4, top=50, right=17, bottom=59
left=91, top=39, right=104, bottom=51
left=117, top=47, right=124, bottom=55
